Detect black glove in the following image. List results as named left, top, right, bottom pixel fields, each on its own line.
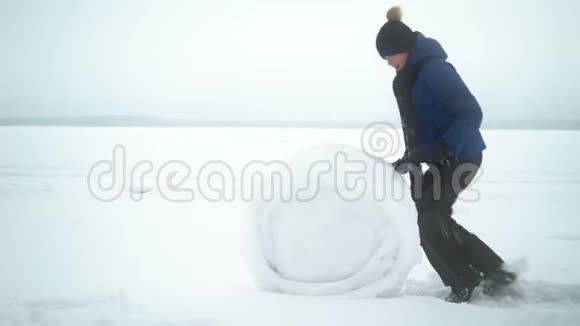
left=407, top=143, right=456, bottom=165
left=392, top=157, right=420, bottom=174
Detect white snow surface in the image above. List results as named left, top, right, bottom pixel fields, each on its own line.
left=0, top=127, right=579, bottom=325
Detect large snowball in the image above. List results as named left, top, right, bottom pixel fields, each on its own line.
left=243, top=144, right=420, bottom=297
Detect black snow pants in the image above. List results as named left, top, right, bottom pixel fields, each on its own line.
left=410, top=152, right=504, bottom=288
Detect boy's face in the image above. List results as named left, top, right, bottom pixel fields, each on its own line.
left=384, top=52, right=409, bottom=72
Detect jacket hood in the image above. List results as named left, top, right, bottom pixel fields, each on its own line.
left=407, top=32, right=448, bottom=65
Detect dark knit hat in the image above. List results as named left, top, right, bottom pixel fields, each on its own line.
left=376, top=7, right=416, bottom=57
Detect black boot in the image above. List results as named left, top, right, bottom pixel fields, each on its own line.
left=445, top=283, right=478, bottom=303
left=482, top=268, right=516, bottom=296
left=445, top=271, right=481, bottom=303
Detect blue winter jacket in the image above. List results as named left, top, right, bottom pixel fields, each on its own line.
left=406, top=33, right=486, bottom=159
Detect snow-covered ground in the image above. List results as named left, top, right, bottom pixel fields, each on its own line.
left=0, top=127, right=579, bottom=326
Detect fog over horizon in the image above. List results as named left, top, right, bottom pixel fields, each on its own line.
left=1, top=0, right=579, bottom=129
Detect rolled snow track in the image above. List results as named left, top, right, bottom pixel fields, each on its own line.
left=243, top=144, right=421, bottom=297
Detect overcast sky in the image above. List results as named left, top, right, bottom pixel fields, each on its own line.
left=1, top=0, right=579, bottom=128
